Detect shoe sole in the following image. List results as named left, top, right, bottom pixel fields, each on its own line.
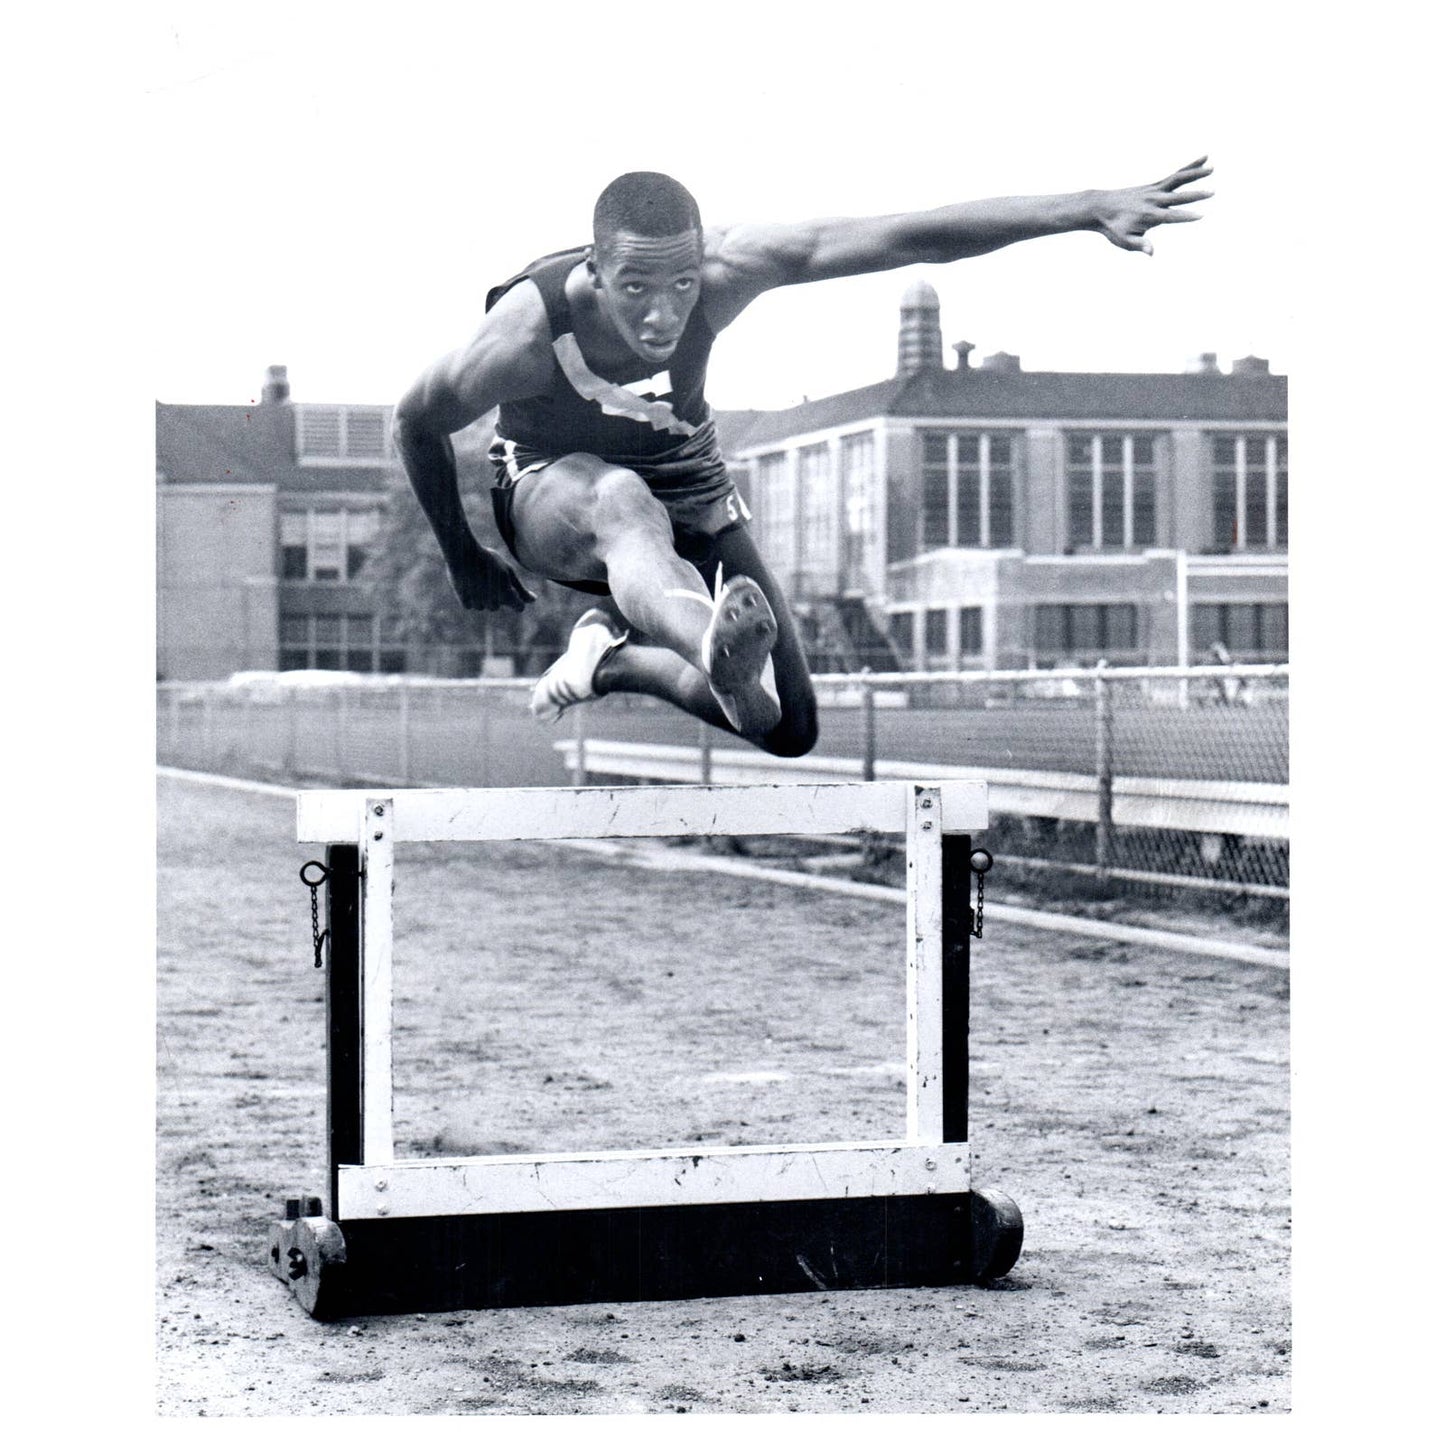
left=704, top=577, right=781, bottom=734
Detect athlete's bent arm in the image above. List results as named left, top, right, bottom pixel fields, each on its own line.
left=702, top=157, right=1212, bottom=326
left=391, top=287, right=553, bottom=612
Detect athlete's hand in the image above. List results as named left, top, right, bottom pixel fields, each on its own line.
left=1091, top=156, right=1213, bottom=255
left=448, top=542, right=536, bottom=613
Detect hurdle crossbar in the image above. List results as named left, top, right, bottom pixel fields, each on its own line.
left=272, top=779, right=1020, bottom=1318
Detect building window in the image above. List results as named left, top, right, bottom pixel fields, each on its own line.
left=798, top=442, right=833, bottom=563
left=913, top=606, right=984, bottom=669
left=1191, top=602, right=1288, bottom=659
left=889, top=610, right=915, bottom=665
left=279, top=613, right=309, bottom=670
left=279, top=509, right=381, bottom=582
left=752, top=452, right=792, bottom=574
left=378, top=615, right=408, bottom=673
left=1066, top=433, right=1158, bottom=550
left=921, top=431, right=1016, bottom=548
left=924, top=607, right=949, bottom=659
left=1211, top=434, right=1287, bottom=550
left=279, top=612, right=401, bottom=672
left=959, top=607, right=983, bottom=656
left=839, top=431, right=876, bottom=591
left=295, top=405, right=393, bottom=466
left=1034, top=603, right=1139, bottom=661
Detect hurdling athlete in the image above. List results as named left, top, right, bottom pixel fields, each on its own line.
left=393, top=160, right=1212, bottom=756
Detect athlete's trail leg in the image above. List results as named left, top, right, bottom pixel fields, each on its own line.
left=596, top=525, right=819, bottom=757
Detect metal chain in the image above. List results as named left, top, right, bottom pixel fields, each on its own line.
left=299, top=861, right=331, bottom=968
left=969, top=848, right=993, bottom=938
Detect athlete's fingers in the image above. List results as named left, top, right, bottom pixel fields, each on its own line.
left=1159, top=188, right=1213, bottom=206
left=1110, top=230, right=1153, bottom=255
left=1159, top=157, right=1211, bottom=189
left=500, top=571, right=533, bottom=611
left=1102, top=221, right=1149, bottom=253
left=1155, top=208, right=1203, bottom=223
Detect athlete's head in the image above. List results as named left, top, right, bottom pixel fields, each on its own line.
left=588, top=172, right=704, bottom=365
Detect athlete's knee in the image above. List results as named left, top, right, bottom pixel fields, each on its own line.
left=758, top=695, right=819, bottom=758
left=591, top=464, right=669, bottom=538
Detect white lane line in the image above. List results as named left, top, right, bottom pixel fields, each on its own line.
left=557, top=840, right=1290, bottom=970
left=700, top=1070, right=793, bottom=1085
left=157, top=766, right=296, bottom=799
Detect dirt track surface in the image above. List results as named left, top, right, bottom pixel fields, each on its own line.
left=156, top=774, right=1289, bottom=1415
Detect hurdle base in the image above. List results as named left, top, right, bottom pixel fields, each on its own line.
left=267, top=1197, right=349, bottom=1319
left=267, top=1189, right=1022, bottom=1320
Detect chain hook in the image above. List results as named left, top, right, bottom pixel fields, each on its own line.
left=299, top=860, right=331, bottom=968
left=968, top=848, right=993, bottom=938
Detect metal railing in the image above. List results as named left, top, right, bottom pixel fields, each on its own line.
left=158, top=663, right=1288, bottom=898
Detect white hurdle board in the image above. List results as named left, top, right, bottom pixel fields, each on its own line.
left=297, top=780, right=987, bottom=1220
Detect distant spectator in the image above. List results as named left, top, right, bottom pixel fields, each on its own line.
left=1207, top=640, right=1247, bottom=705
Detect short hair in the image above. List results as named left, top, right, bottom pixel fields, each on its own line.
left=593, top=172, right=702, bottom=251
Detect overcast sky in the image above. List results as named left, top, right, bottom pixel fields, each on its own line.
left=145, top=3, right=1299, bottom=411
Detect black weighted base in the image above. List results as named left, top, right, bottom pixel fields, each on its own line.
left=269, top=1189, right=1023, bottom=1320
left=970, top=1187, right=1025, bottom=1282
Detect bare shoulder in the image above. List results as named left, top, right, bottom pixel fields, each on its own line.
left=398, top=280, right=554, bottom=430
left=701, top=221, right=817, bottom=331
left=462, top=279, right=554, bottom=393
left=703, top=221, right=812, bottom=281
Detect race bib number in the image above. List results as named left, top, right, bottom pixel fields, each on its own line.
left=725, top=490, right=753, bottom=523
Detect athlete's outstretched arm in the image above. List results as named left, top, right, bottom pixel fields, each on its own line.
left=703, top=157, right=1212, bottom=327
left=391, top=287, right=553, bottom=613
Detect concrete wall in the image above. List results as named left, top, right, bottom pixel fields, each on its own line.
left=157, top=485, right=278, bottom=680
left=1171, top=427, right=1213, bottom=551
left=884, top=425, right=922, bottom=566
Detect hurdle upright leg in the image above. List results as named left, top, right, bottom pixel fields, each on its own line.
left=325, top=843, right=362, bottom=1220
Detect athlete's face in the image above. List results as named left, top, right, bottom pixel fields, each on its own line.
left=590, top=229, right=704, bottom=365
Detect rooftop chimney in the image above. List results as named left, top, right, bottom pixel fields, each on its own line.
left=979, top=351, right=1021, bottom=373
left=897, top=280, right=943, bottom=375
left=1231, top=355, right=1270, bottom=376
left=952, top=340, right=975, bottom=370
left=261, top=364, right=291, bottom=404
left=1187, top=352, right=1222, bottom=374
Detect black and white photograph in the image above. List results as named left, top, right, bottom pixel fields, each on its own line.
left=24, top=0, right=1433, bottom=1429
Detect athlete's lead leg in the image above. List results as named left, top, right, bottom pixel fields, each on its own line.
left=510, top=455, right=782, bottom=735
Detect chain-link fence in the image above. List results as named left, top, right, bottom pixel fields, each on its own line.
left=158, top=663, right=1287, bottom=898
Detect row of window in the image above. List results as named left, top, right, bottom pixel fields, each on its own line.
left=279, top=601, right=1286, bottom=674
left=280, top=508, right=381, bottom=582
left=1066, top=434, right=1157, bottom=550
left=1212, top=434, right=1288, bottom=550
left=924, top=432, right=1015, bottom=548
left=890, top=606, right=985, bottom=659
left=753, top=434, right=879, bottom=592
left=753, top=429, right=1288, bottom=556
left=279, top=612, right=406, bottom=673
left=1192, top=601, right=1290, bottom=657
left=887, top=602, right=1288, bottom=664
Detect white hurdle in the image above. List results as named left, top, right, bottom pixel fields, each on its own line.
left=273, top=778, right=1022, bottom=1318
left=296, top=781, right=986, bottom=1218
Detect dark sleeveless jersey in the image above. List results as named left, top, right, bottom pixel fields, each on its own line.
left=485, top=247, right=731, bottom=496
